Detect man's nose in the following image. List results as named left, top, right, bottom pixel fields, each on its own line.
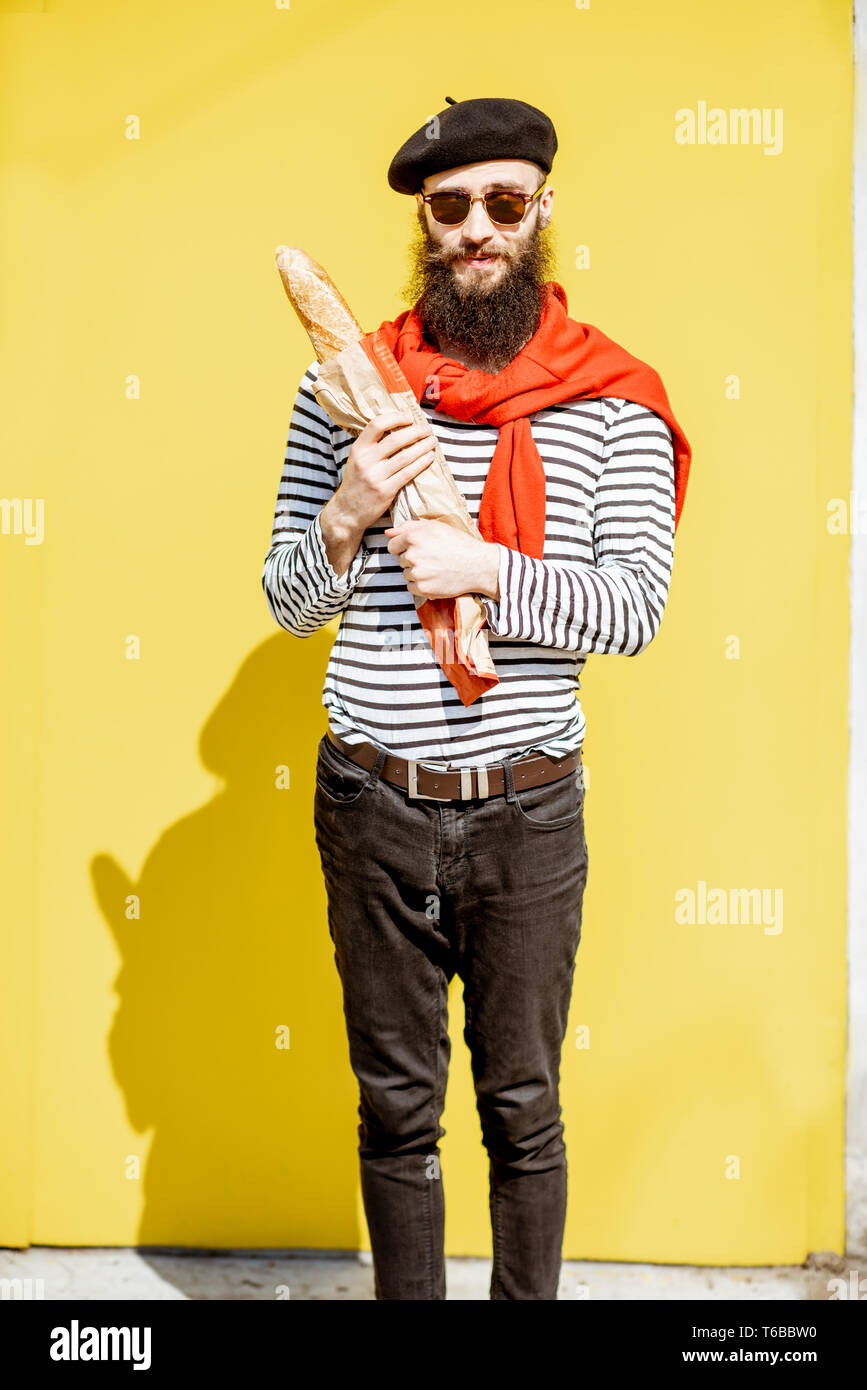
left=461, top=199, right=495, bottom=240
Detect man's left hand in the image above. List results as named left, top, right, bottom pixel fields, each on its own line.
left=384, top=519, right=500, bottom=601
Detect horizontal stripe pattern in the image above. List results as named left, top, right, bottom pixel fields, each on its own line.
left=262, top=359, right=676, bottom=767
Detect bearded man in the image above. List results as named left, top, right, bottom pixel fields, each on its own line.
left=262, top=96, right=691, bottom=1301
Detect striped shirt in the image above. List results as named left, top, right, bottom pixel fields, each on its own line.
left=261, top=359, right=677, bottom=768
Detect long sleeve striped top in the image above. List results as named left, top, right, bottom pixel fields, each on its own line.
left=261, top=359, right=677, bottom=768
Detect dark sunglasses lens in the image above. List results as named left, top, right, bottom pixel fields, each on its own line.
left=428, top=193, right=471, bottom=225
left=485, top=194, right=526, bottom=224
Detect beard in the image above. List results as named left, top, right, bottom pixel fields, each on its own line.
left=401, top=216, right=557, bottom=374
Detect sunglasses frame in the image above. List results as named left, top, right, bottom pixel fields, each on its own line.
left=418, top=182, right=547, bottom=228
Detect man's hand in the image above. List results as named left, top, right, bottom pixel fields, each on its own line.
left=320, top=409, right=437, bottom=579
left=384, top=519, right=500, bottom=602
left=332, top=410, right=437, bottom=534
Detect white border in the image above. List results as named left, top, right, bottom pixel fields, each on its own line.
left=848, top=0, right=866, bottom=1258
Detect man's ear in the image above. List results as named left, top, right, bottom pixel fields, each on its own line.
left=538, top=184, right=554, bottom=230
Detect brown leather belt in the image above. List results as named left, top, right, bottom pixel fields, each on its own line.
left=326, top=727, right=581, bottom=803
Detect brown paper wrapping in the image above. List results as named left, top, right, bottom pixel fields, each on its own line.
left=312, top=341, right=498, bottom=696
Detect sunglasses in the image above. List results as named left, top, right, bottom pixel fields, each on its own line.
left=419, top=184, right=546, bottom=227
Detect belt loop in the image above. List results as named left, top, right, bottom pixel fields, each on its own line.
left=502, top=754, right=517, bottom=803
left=371, top=745, right=387, bottom=784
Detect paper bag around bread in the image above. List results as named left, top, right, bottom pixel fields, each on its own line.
left=313, top=336, right=499, bottom=705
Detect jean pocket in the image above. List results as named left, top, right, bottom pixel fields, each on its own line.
left=511, top=766, right=585, bottom=830
left=315, top=734, right=376, bottom=807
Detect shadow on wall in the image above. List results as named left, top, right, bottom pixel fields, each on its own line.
left=90, top=630, right=361, bottom=1287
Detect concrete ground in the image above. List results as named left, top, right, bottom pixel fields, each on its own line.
left=1, top=1246, right=863, bottom=1300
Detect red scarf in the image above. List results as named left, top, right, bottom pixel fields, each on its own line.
left=363, top=281, right=690, bottom=558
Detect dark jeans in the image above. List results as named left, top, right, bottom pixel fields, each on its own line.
left=313, top=731, right=589, bottom=1300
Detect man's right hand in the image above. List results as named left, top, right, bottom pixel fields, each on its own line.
left=319, top=410, right=438, bottom=579
left=333, top=410, right=438, bottom=532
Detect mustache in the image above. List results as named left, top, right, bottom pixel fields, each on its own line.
left=425, top=243, right=509, bottom=266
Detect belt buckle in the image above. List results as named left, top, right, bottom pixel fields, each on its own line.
left=406, top=759, right=458, bottom=802
left=406, top=760, right=490, bottom=801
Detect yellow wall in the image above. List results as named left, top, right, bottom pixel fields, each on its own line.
left=0, top=0, right=851, bottom=1262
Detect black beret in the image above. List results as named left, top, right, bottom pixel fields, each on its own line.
left=387, top=95, right=557, bottom=195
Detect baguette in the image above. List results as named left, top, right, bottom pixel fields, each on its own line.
left=275, top=245, right=363, bottom=362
